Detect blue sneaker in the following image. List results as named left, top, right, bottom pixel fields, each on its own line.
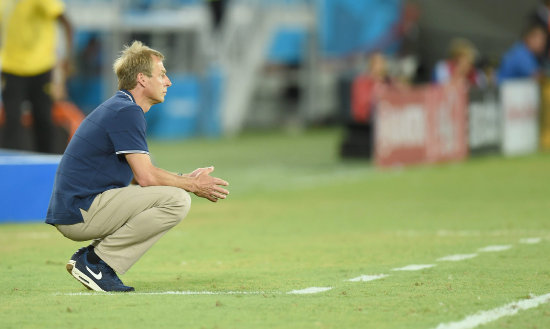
left=66, top=246, right=92, bottom=275
left=66, top=246, right=93, bottom=290
left=69, top=249, right=134, bottom=292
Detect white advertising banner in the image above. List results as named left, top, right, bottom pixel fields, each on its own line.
left=500, top=80, right=540, bottom=156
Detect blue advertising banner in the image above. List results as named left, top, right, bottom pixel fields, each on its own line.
left=0, top=151, right=60, bottom=222
left=319, top=0, right=402, bottom=57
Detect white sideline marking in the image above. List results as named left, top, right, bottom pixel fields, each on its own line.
left=477, top=245, right=512, bottom=252
left=392, top=264, right=435, bottom=271
left=287, top=287, right=332, bottom=295
left=437, top=254, right=478, bottom=262
left=59, top=239, right=532, bottom=299
left=434, top=293, right=550, bottom=329
left=519, top=237, right=542, bottom=244
left=347, top=274, right=389, bottom=282
left=61, top=290, right=269, bottom=296
left=63, top=287, right=332, bottom=296
left=136, top=291, right=266, bottom=295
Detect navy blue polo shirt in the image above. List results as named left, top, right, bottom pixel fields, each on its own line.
left=46, top=90, right=148, bottom=225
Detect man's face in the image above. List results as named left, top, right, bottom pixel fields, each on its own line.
left=527, top=29, right=546, bottom=55
left=145, top=56, right=171, bottom=105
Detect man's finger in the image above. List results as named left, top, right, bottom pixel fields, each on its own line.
left=190, top=168, right=203, bottom=177
left=214, top=178, right=229, bottom=186
left=211, top=192, right=227, bottom=200
left=214, top=187, right=229, bottom=196
left=195, top=167, right=213, bottom=177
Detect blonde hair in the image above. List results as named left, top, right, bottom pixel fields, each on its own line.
left=113, top=41, right=165, bottom=90
left=448, top=38, right=477, bottom=61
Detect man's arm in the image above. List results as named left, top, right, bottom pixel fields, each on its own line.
left=51, top=13, right=73, bottom=100
left=57, top=13, right=73, bottom=73
left=130, top=166, right=209, bottom=185
left=125, top=153, right=229, bottom=202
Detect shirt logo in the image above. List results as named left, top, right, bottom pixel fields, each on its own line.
left=86, top=266, right=103, bottom=280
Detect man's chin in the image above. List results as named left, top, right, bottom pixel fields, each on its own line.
left=152, top=98, right=165, bottom=105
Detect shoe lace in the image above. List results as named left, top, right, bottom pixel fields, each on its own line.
left=71, top=247, right=87, bottom=258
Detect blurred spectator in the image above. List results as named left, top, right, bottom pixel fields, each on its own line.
left=497, top=24, right=546, bottom=82
left=0, top=0, right=73, bottom=153
left=351, top=52, right=391, bottom=123
left=433, top=38, right=482, bottom=87
left=529, top=0, right=550, bottom=60
left=340, top=52, right=396, bottom=159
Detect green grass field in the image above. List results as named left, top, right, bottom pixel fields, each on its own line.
left=1, top=128, right=550, bottom=329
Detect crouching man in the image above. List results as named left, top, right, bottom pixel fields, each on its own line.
left=46, top=41, right=229, bottom=292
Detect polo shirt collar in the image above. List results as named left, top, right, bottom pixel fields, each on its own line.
left=119, top=89, right=136, bottom=103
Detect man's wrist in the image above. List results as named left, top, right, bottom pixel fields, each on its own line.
left=175, top=172, right=197, bottom=193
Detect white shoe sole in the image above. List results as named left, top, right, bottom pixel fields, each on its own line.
left=68, top=261, right=105, bottom=292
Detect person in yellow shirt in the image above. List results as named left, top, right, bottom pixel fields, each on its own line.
left=0, top=0, right=73, bottom=153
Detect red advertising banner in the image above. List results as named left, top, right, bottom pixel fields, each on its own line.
left=374, top=87, right=428, bottom=167
left=375, top=84, right=468, bottom=167
left=425, top=85, right=468, bottom=163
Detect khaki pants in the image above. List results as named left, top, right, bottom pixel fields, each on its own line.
left=56, top=185, right=191, bottom=274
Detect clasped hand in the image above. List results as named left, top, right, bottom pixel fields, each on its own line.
left=189, top=166, right=229, bottom=202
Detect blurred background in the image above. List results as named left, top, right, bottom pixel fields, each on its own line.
left=1, top=0, right=549, bottom=158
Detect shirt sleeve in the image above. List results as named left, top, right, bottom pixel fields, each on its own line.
left=108, top=106, right=149, bottom=155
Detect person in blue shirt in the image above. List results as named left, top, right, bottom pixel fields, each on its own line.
left=498, top=24, right=546, bottom=82
left=46, top=41, right=229, bottom=292
left=528, top=0, right=550, bottom=59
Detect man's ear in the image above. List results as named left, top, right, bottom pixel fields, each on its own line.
left=137, top=72, right=147, bottom=87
